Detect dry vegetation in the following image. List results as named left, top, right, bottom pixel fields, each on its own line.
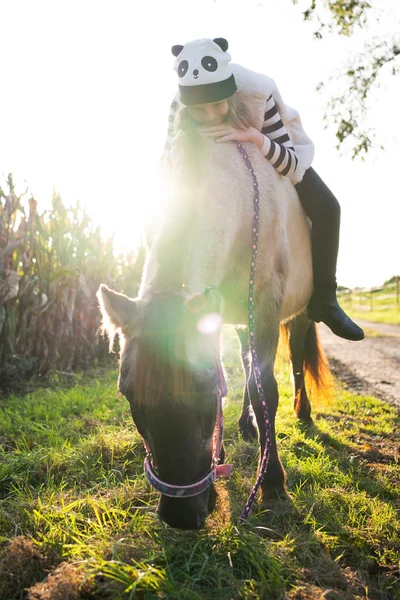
left=0, top=174, right=145, bottom=394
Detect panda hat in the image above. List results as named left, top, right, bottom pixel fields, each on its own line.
left=172, top=38, right=237, bottom=106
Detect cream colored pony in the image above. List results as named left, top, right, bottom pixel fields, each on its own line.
left=98, top=132, right=331, bottom=530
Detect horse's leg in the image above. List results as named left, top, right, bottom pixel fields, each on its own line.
left=236, top=327, right=258, bottom=441
left=282, top=312, right=313, bottom=423
left=249, top=304, right=286, bottom=503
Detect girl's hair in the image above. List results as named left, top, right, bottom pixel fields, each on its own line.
left=171, top=93, right=253, bottom=182
left=174, top=93, right=253, bottom=135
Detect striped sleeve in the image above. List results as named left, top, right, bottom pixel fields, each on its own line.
left=161, top=96, right=179, bottom=165
left=260, top=94, right=298, bottom=177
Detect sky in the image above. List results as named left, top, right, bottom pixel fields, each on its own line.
left=0, top=0, right=399, bottom=288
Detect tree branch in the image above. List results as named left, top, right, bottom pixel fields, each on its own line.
left=319, top=37, right=400, bottom=157
left=293, top=0, right=373, bottom=37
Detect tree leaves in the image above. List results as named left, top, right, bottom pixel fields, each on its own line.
left=293, top=1, right=400, bottom=156
left=320, top=37, right=400, bottom=157
left=296, top=0, right=371, bottom=37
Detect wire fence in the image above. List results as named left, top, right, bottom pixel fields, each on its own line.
left=337, top=277, right=400, bottom=313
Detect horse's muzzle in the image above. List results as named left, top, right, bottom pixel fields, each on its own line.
left=157, top=491, right=209, bottom=530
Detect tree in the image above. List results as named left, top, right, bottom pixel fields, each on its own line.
left=384, top=275, right=399, bottom=285
left=293, top=1, right=400, bottom=157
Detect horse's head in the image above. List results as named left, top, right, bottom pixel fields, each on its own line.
left=97, top=284, right=225, bottom=529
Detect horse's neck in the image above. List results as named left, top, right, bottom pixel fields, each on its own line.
left=139, top=137, right=257, bottom=300
left=139, top=198, right=225, bottom=297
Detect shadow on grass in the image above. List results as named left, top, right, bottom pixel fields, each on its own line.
left=279, top=418, right=399, bottom=594
left=212, top=413, right=400, bottom=599
left=297, top=418, right=399, bottom=500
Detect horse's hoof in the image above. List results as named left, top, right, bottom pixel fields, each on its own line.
left=260, top=488, right=288, bottom=505
left=296, top=413, right=314, bottom=425
left=259, top=492, right=298, bottom=521
left=239, top=416, right=257, bottom=441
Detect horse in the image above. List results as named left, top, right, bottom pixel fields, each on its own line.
left=97, top=132, right=331, bottom=530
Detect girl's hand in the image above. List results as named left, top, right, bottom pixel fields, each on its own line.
left=199, top=125, right=264, bottom=149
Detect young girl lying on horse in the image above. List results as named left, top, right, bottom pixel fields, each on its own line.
left=162, top=37, right=364, bottom=342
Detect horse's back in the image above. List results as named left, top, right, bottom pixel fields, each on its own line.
left=223, top=144, right=313, bottom=322
left=163, top=137, right=312, bottom=323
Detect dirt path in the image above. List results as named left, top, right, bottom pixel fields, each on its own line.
left=317, top=319, right=400, bottom=410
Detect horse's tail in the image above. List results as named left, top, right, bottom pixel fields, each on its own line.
left=280, top=319, right=334, bottom=402
left=303, top=321, right=333, bottom=401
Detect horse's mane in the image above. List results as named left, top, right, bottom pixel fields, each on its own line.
left=133, top=293, right=199, bottom=409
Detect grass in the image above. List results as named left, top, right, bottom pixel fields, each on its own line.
left=362, top=327, right=394, bottom=339
left=346, top=308, right=400, bottom=326
left=338, top=286, right=400, bottom=325
left=0, top=327, right=399, bottom=599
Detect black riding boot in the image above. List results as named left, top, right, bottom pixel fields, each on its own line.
left=307, top=285, right=364, bottom=341
left=295, top=168, right=364, bottom=342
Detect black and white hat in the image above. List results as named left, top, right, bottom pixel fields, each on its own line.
left=172, top=38, right=237, bottom=106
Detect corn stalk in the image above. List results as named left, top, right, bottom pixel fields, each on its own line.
left=0, top=174, right=145, bottom=394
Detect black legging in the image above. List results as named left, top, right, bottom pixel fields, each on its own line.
left=295, top=167, right=341, bottom=292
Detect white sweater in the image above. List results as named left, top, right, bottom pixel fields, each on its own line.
left=162, top=64, right=315, bottom=185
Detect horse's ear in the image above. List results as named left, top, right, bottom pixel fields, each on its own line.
left=97, top=284, right=137, bottom=330
left=205, top=287, right=223, bottom=314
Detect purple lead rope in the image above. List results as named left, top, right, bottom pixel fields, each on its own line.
left=236, top=142, right=272, bottom=521
left=143, top=142, right=273, bottom=520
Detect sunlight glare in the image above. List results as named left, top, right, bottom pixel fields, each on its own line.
left=197, top=313, right=223, bottom=335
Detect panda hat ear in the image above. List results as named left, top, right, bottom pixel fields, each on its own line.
left=171, top=44, right=184, bottom=57
left=213, top=38, right=229, bottom=52
left=172, top=39, right=228, bottom=56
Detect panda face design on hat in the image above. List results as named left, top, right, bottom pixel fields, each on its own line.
left=173, top=38, right=231, bottom=85
left=171, top=38, right=237, bottom=106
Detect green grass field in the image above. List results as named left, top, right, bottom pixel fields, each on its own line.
left=0, top=328, right=399, bottom=600
left=338, top=285, right=400, bottom=325
left=345, top=308, right=400, bottom=326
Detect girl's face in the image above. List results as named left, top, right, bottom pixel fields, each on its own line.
left=188, top=99, right=229, bottom=126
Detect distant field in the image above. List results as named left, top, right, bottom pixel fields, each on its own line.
left=338, top=282, right=400, bottom=325
left=345, top=308, right=400, bottom=325
left=0, top=328, right=399, bottom=599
